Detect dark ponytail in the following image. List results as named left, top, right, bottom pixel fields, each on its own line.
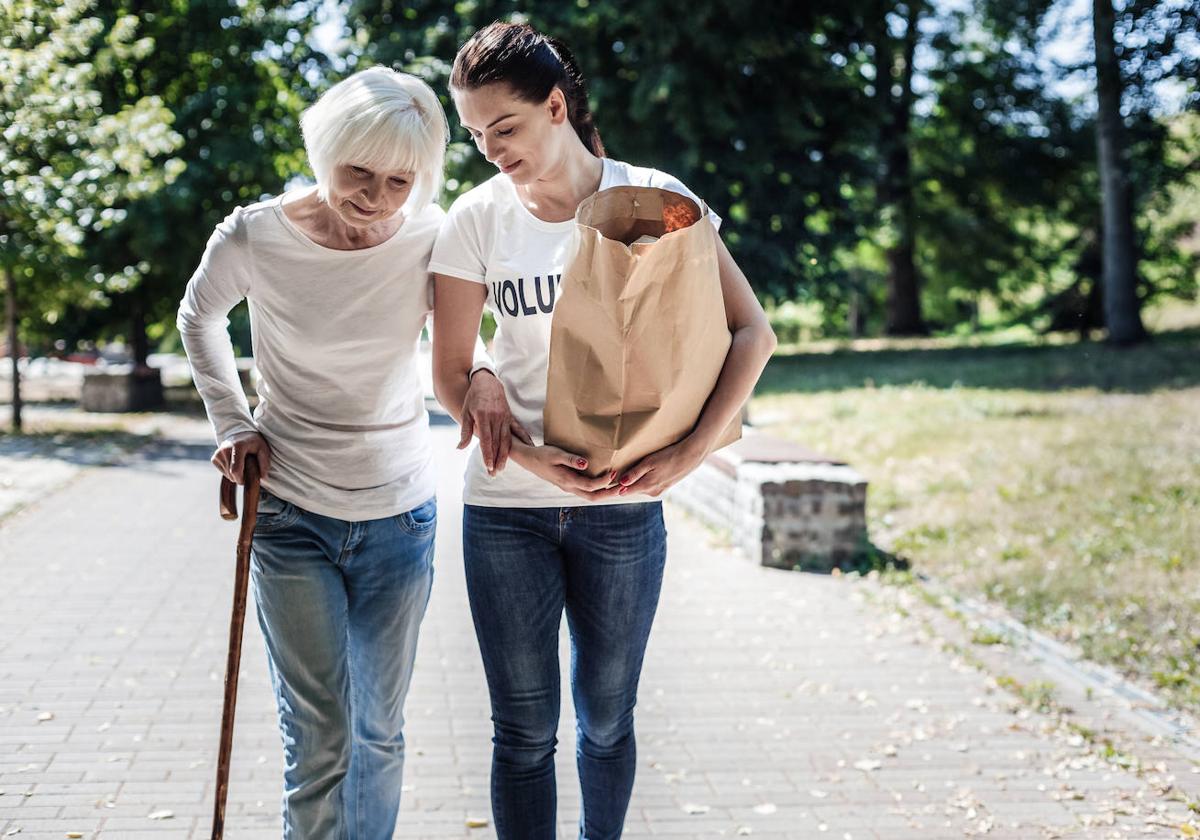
left=451, top=22, right=605, bottom=158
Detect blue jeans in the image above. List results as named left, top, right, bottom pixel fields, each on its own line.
left=463, top=502, right=667, bottom=840
left=250, top=491, right=436, bottom=840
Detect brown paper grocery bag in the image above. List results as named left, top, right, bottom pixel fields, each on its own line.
left=543, top=185, right=741, bottom=478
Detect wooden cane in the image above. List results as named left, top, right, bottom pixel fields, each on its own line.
left=211, top=454, right=261, bottom=840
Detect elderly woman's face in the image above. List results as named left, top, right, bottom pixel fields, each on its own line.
left=327, top=163, right=414, bottom=226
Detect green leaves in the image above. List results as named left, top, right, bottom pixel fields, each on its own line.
left=1, top=0, right=183, bottom=263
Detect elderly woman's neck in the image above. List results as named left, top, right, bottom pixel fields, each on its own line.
left=515, top=145, right=603, bottom=224
left=283, top=189, right=404, bottom=251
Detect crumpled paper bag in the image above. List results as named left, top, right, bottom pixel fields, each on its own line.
left=543, top=185, right=740, bottom=478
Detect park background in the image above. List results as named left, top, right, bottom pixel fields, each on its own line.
left=2, top=0, right=1199, bottom=740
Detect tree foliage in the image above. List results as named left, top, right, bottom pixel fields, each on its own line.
left=6, top=0, right=1198, bottom=355
left=1, top=0, right=185, bottom=427
left=1, top=0, right=184, bottom=326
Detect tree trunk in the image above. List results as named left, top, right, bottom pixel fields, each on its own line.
left=131, top=288, right=150, bottom=368
left=1093, top=0, right=1147, bottom=345
left=848, top=289, right=866, bottom=338
left=877, top=1, right=927, bottom=336
left=4, top=266, right=21, bottom=433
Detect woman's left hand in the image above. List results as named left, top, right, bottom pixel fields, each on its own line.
left=616, top=436, right=708, bottom=498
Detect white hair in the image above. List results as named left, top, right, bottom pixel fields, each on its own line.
left=301, top=67, right=449, bottom=212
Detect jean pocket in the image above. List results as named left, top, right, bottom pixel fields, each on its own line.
left=255, top=491, right=299, bottom=533
left=395, top=497, right=437, bottom=537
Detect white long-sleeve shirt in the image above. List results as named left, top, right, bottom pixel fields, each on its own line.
left=177, top=190, right=444, bottom=521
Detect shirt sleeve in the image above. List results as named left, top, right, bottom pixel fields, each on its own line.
left=176, top=207, right=258, bottom=443
left=427, top=197, right=488, bottom=284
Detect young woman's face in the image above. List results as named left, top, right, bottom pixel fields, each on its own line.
left=326, top=163, right=414, bottom=227
left=452, top=83, right=568, bottom=184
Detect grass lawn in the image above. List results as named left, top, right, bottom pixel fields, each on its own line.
left=751, top=303, right=1200, bottom=711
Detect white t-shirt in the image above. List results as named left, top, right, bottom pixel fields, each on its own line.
left=428, top=157, right=721, bottom=508
left=177, top=190, right=444, bottom=521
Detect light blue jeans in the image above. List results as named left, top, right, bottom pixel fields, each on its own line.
left=249, top=490, right=436, bottom=840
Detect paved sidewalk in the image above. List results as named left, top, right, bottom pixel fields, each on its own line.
left=1, top=420, right=1198, bottom=839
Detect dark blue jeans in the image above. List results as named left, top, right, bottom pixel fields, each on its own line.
left=463, top=503, right=667, bottom=840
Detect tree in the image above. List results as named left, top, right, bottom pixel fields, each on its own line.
left=914, top=0, right=1087, bottom=331
left=870, top=0, right=928, bottom=335
left=1092, top=0, right=1147, bottom=344
left=72, top=0, right=324, bottom=368
left=0, top=0, right=182, bottom=431
left=346, top=1, right=882, bottom=311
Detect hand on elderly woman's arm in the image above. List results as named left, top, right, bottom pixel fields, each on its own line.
left=458, top=369, right=532, bottom=473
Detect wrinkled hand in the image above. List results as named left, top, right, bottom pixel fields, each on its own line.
left=212, top=430, right=272, bottom=485
left=516, top=443, right=621, bottom=502
left=459, top=370, right=532, bottom=475
left=617, top=437, right=706, bottom=498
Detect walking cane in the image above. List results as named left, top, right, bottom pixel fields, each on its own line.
left=210, top=454, right=261, bottom=840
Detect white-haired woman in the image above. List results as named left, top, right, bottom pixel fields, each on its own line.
left=178, top=67, right=469, bottom=838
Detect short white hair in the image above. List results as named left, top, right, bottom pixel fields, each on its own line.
left=301, top=67, right=449, bottom=212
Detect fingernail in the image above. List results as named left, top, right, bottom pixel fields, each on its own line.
left=619, top=475, right=630, bottom=485
left=619, top=486, right=628, bottom=495
left=577, top=458, right=587, bottom=468
left=608, top=471, right=617, bottom=482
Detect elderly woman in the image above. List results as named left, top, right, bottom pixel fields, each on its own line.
left=177, top=67, right=457, bottom=839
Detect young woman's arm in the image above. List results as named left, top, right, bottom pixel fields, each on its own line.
left=617, top=233, right=777, bottom=496
left=433, top=273, right=620, bottom=500
left=430, top=274, right=527, bottom=474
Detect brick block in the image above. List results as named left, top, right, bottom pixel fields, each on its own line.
left=669, top=434, right=868, bottom=571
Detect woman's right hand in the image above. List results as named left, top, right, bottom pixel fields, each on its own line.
left=459, top=369, right=532, bottom=476
left=212, top=430, right=272, bottom=484
left=511, top=441, right=620, bottom=502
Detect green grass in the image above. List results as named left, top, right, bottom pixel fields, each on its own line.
left=752, top=302, right=1200, bottom=711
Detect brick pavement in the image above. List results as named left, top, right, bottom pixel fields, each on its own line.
left=1, top=419, right=1197, bottom=839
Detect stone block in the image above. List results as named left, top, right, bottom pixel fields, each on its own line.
left=80, top=366, right=164, bottom=412
left=669, top=433, right=869, bottom=572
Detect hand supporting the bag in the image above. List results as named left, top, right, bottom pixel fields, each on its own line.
left=612, top=436, right=706, bottom=498
left=619, top=233, right=778, bottom=497
left=509, top=440, right=622, bottom=502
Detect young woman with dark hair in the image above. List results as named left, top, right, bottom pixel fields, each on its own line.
left=430, top=22, right=777, bottom=840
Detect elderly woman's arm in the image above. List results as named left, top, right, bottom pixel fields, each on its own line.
left=616, top=234, right=777, bottom=496
left=177, top=209, right=273, bottom=483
